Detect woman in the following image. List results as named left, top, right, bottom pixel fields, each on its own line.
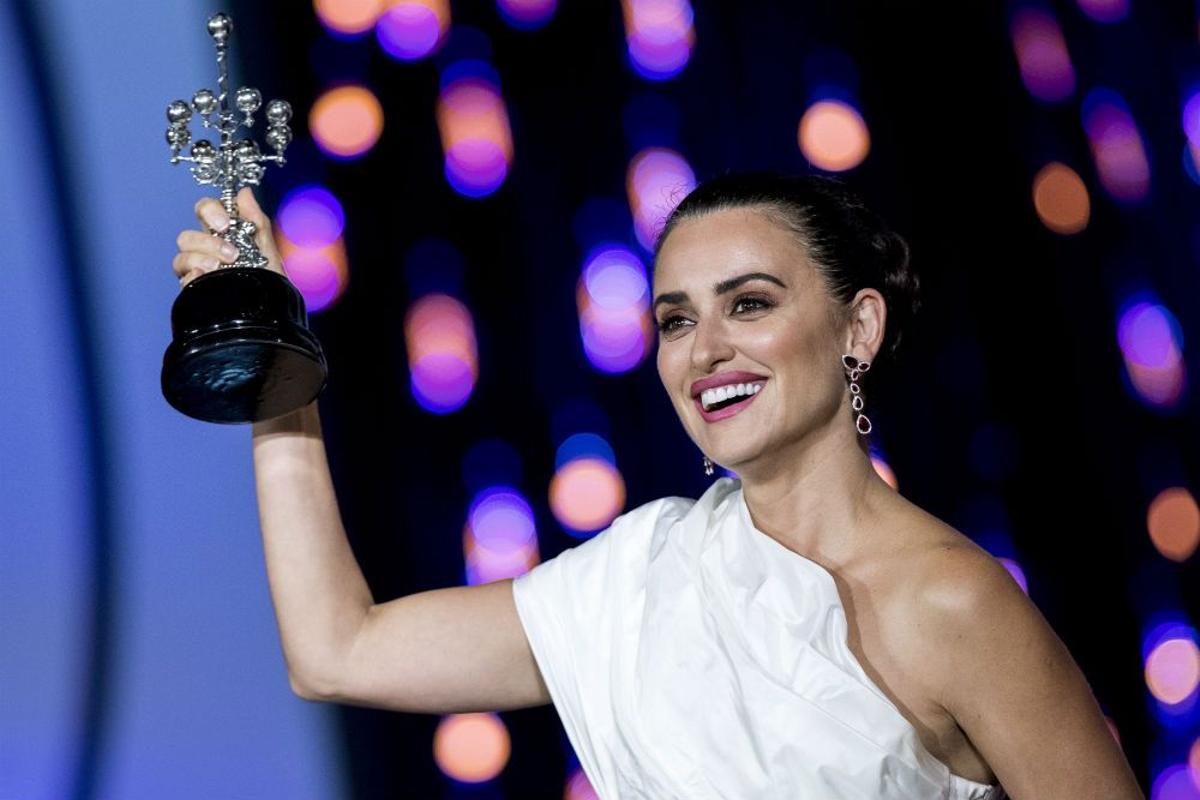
left=173, top=172, right=1144, bottom=799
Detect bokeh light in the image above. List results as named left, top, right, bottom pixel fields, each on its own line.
left=1077, top=0, right=1130, bottom=24
left=626, top=147, right=695, bottom=251
left=376, top=0, right=451, bottom=60
left=565, top=765, right=600, bottom=799
left=404, top=294, right=479, bottom=413
left=554, top=432, right=615, bottom=469
left=869, top=451, right=898, bottom=489
left=1144, top=624, right=1200, bottom=707
left=550, top=433, right=626, bottom=535
left=278, top=185, right=345, bottom=247
left=997, top=557, right=1029, bottom=594
left=1153, top=763, right=1200, bottom=800
left=464, top=486, right=540, bottom=584
left=275, top=194, right=350, bottom=313
left=309, top=85, right=385, bottom=159
left=1183, top=88, right=1200, bottom=148
left=549, top=459, right=626, bottom=534
left=798, top=99, right=870, bottom=172
left=1082, top=88, right=1150, bottom=204
left=1010, top=8, right=1075, bottom=103
left=437, top=63, right=514, bottom=197
left=432, top=712, right=510, bottom=783
left=576, top=245, right=653, bottom=373
left=1116, top=296, right=1187, bottom=408
left=314, top=0, right=384, bottom=37
left=1148, top=487, right=1200, bottom=563
left=1032, top=162, right=1090, bottom=234
left=621, top=0, right=695, bottom=80
left=1185, top=141, right=1200, bottom=187
left=1157, top=763, right=1200, bottom=800
left=497, top=0, right=556, bottom=30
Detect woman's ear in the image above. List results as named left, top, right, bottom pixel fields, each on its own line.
left=845, top=289, right=886, bottom=361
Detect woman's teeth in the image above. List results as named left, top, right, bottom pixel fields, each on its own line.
left=700, top=382, right=764, bottom=411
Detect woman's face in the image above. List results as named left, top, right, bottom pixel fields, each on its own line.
left=653, top=206, right=857, bottom=473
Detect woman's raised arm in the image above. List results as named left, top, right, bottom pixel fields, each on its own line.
left=251, top=402, right=551, bottom=713
left=175, top=187, right=551, bottom=714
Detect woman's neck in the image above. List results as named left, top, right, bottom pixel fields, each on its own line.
left=735, top=422, right=896, bottom=566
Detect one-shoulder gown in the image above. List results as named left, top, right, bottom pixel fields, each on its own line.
left=512, top=476, right=1007, bottom=799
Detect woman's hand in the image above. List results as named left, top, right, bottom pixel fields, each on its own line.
left=172, top=187, right=285, bottom=287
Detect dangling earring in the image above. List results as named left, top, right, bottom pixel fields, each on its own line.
left=702, top=455, right=714, bottom=476
left=841, top=354, right=872, bottom=435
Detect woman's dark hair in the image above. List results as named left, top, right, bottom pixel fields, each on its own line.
left=653, top=170, right=922, bottom=368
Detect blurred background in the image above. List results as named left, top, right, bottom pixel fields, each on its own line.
left=2, top=0, right=1199, bottom=797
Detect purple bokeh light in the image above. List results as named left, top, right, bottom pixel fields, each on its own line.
left=497, top=0, right=556, bottom=30
left=278, top=185, right=345, bottom=247
left=377, top=1, right=446, bottom=61
left=411, top=353, right=476, bottom=413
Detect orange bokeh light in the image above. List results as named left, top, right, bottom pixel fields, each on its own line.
left=549, top=458, right=626, bottom=532
left=314, top=0, right=384, bottom=34
left=310, top=85, right=385, bottom=158
left=1032, top=162, right=1090, bottom=234
left=870, top=455, right=898, bottom=489
left=436, top=79, right=514, bottom=162
left=798, top=100, right=870, bottom=172
left=432, top=712, right=510, bottom=783
left=1147, top=487, right=1200, bottom=563
left=404, top=294, right=479, bottom=370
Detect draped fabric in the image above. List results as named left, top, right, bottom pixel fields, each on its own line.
left=512, top=477, right=1005, bottom=800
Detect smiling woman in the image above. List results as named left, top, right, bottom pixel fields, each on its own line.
left=509, top=170, right=1142, bottom=798
left=209, top=170, right=1145, bottom=800
left=535, top=170, right=1132, bottom=800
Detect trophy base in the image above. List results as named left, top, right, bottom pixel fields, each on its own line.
left=162, top=266, right=328, bottom=424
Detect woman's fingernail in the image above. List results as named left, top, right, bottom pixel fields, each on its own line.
left=220, top=243, right=238, bottom=259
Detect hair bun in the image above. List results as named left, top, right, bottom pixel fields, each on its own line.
left=873, top=230, right=922, bottom=359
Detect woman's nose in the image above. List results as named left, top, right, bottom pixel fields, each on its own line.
left=689, top=318, right=735, bottom=372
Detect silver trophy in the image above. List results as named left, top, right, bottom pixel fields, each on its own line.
left=162, top=12, right=327, bottom=424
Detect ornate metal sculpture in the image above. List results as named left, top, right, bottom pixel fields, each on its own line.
left=161, top=13, right=327, bottom=424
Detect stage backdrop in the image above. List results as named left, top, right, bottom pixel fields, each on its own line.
left=0, top=1, right=346, bottom=797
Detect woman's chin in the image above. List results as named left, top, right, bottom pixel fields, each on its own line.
left=709, top=447, right=763, bottom=474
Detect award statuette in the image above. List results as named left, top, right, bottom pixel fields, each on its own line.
left=162, top=12, right=327, bottom=424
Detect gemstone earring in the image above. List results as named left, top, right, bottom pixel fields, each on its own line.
left=702, top=455, right=714, bottom=475
left=842, top=353, right=872, bottom=435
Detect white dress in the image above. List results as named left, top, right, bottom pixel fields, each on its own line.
left=511, top=476, right=1007, bottom=800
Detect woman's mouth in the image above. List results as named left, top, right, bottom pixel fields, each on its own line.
left=693, top=380, right=765, bottom=423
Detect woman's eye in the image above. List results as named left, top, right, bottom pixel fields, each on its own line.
left=657, top=315, right=688, bottom=333
left=733, top=296, right=771, bottom=313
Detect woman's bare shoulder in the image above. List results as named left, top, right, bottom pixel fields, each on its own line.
left=874, top=496, right=1015, bottom=615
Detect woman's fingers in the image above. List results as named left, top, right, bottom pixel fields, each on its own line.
left=181, top=190, right=286, bottom=283
left=172, top=227, right=241, bottom=288
left=176, top=229, right=239, bottom=261
left=172, top=250, right=222, bottom=286
left=193, top=196, right=229, bottom=234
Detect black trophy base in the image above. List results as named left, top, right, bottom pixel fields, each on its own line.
left=162, top=266, right=328, bottom=424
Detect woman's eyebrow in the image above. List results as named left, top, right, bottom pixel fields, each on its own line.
left=652, top=271, right=787, bottom=311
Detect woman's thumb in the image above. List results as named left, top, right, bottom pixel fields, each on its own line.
left=236, top=187, right=270, bottom=230
left=236, top=187, right=282, bottom=266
